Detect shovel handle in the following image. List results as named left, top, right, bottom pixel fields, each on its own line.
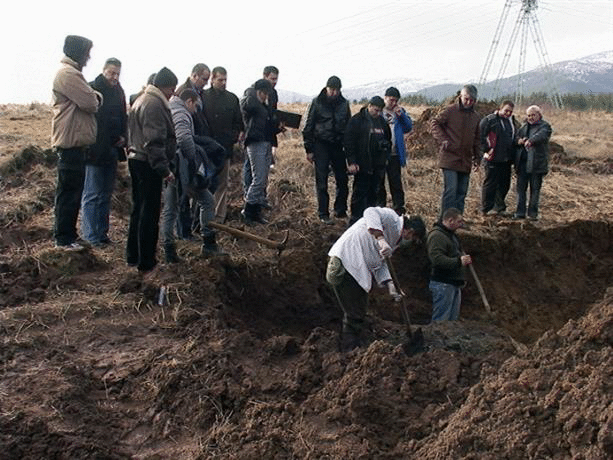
left=385, top=257, right=414, bottom=338
left=464, top=253, right=492, bottom=313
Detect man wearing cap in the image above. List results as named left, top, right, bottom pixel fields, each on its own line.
left=51, top=35, right=102, bottom=251
left=344, top=96, right=392, bottom=225
left=326, top=207, right=426, bottom=351
left=81, top=58, right=127, bottom=248
left=126, top=67, right=178, bottom=275
left=377, top=87, right=413, bottom=215
left=240, top=79, right=274, bottom=224
left=302, top=76, right=352, bottom=224
left=430, top=84, right=481, bottom=216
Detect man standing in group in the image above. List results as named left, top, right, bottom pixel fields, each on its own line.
left=514, top=105, right=552, bottom=221
left=326, top=206, right=426, bottom=351
left=51, top=35, right=102, bottom=250
left=263, top=65, right=282, bottom=173
left=176, top=63, right=210, bottom=136
left=203, top=66, right=244, bottom=223
left=377, top=87, right=413, bottom=215
left=126, top=67, right=177, bottom=275
left=427, top=207, right=472, bottom=321
left=162, top=89, right=226, bottom=261
left=479, top=100, right=517, bottom=217
left=345, top=96, right=392, bottom=225
left=81, top=57, right=127, bottom=248
left=302, top=76, right=352, bottom=224
left=240, top=79, right=274, bottom=224
left=430, top=84, right=481, bottom=216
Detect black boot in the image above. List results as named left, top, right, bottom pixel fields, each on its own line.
left=164, top=243, right=181, bottom=264
left=241, top=202, right=258, bottom=225
left=253, top=203, right=269, bottom=225
left=201, top=232, right=228, bottom=258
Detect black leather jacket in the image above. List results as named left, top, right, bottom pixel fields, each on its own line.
left=302, top=88, right=351, bottom=152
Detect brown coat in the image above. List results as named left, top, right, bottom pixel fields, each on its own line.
left=127, top=85, right=176, bottom=178
left=51, top=57, right=102, bottom=148
left=430, top=101, right=481, bottom=173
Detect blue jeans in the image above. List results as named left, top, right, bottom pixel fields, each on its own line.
left=441, top=169, right=470, bottom=214
left=244, top=141, right=272, bottom=205
left=161, top=181, right=215, bottom=245
left=429, top=280, right=461, bottom=321
left=81, top=159, right=117, bottom=244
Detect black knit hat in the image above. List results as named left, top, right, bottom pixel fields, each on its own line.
left=385, top=87, right=401, bottom=98
left=63, top=35, right=93, bottom=64
left=369, top=96, right=385, bottom=108
left=153, top=67, right=178, bottom=88
left=254, top=78, right=273, bottom=93
left=326, top=76, right=342, bottom=89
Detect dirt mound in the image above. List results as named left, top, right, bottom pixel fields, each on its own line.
left=410, top=290, right=613, bottom=459
left=1, top=105, right=613, bottom=458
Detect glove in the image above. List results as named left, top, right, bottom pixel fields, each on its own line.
left=387, top=281, right=403, bottom=302
left=377, top=238, right=392, bottom=258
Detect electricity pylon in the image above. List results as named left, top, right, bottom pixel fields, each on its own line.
left=479, top=0, right=563, bottom=108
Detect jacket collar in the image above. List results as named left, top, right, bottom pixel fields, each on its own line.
left=60, top=56, right=81, bottom=71
left=144, top=84, right=171, bottom=110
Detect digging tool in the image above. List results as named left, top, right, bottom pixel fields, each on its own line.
left=385, top=257, right=424, bottom=355
left=463, top=252, right=491, bottom=313
left=207, top=221, right=289, bottom=255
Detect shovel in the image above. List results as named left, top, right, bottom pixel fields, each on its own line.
left=385, top=257, right=424, bottom=355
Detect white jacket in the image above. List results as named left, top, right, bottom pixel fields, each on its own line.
left=328, top=207, right=403, bottom=292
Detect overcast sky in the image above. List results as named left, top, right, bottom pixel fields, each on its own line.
left=2, top=0, right=611, bottom=104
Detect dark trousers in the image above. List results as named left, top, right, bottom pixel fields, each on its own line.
left=481, top=161, right=512, bottom=213
left=350, top=167, right=386, bottom=225
left=54, top=148, right=86, bottom=245
left=377, top=154, right=405, bottom=214
left=516, top=162, right=544, bottom=218
left=314, top=141, right=348, bottom=218
left=126, top=159, right=163, bottom=272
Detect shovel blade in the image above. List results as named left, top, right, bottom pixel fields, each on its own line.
left=402, top=327, right=425, bottom=355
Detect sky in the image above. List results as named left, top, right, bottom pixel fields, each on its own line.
left=2, top=0, right=612, bottom=104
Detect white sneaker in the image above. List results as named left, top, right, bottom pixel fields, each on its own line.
left=55, top=242, right=85, bottom=251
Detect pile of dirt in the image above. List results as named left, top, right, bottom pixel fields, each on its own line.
left=1, top=104, right=613, bottom=458
left=410, top=289, right=613, bottom=459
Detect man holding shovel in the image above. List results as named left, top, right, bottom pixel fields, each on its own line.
left=426, top=207, right=472, bottom=321
left=326, top=207, right=426, bottom=352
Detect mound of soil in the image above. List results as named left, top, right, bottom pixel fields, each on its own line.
left=1, top=104, right=612, bottom=458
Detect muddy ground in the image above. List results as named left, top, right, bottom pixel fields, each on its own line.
left=0, top=103, right=612, bottom=459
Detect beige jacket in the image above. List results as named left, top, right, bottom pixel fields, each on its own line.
left=51, top=57, right=102, bottom=148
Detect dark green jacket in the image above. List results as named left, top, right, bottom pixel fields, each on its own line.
left=427, top=223, right=465, bottom=286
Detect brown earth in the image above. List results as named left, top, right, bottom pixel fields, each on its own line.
left=0, top=102, right=612, bottom=459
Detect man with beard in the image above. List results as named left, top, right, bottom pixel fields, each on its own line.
left=302, top=76, right=352, bottom=224
left=81, top=58, right=127, bottom=247
left=51, top=35, right=102, bottom=250
left=344, top=96, right=392, bottom=225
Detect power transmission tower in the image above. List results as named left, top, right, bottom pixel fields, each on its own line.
left=479, top=0, right=563, bottom=108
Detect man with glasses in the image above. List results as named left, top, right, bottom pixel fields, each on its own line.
left=430, top=84, right=482, bottom=217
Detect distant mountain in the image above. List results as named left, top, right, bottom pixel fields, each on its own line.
left=277, top=89, right=311, bottom=104
left=418, top=50, right=613, bottom=101
left=338, top=78, right=445, bottom=103
left=278, top=51, right=613, bottom=105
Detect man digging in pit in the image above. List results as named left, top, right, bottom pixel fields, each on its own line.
left=427, top=207, right=472, bottom=321
left=326, top=206, right=426, bottom=352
